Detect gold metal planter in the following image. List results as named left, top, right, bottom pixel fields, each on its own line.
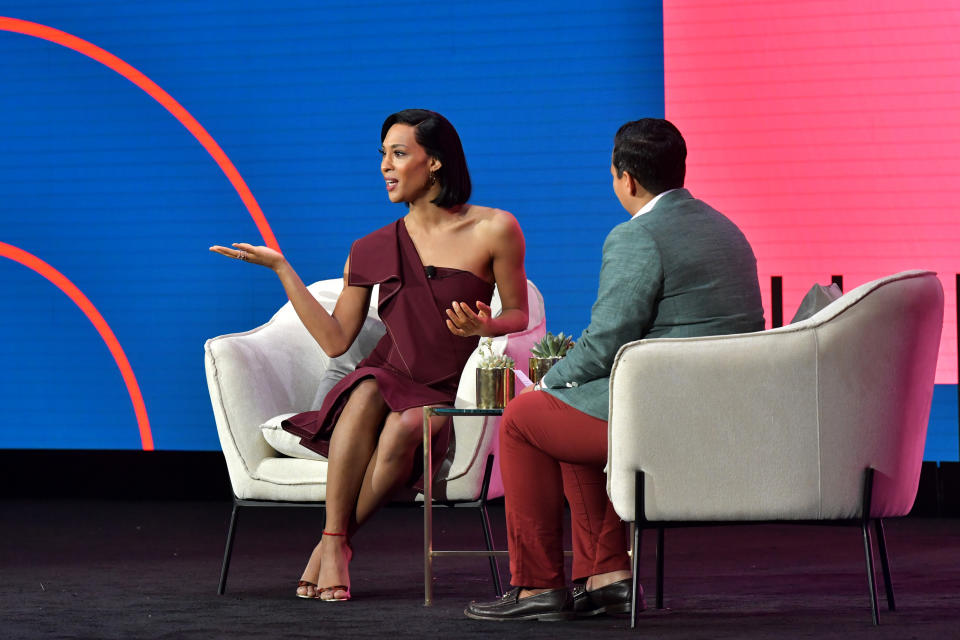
left=528, top=356, right=563, bottom=385
left=475, top=367, right=515, bottom=409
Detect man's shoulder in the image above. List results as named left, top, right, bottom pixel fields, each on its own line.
left=612, top=208, right=663, bottom=235
left=644, top=189, right=739, bottom=235
left=604, top=216, right=658, bottom=252
left=647, top=189, right=717, bottom=219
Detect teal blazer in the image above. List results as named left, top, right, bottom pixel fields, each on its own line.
left=541, top=188, right=764, bottom=420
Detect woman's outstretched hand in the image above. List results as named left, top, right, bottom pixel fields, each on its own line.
left=445, top=300, right=494, bottom=337
left=209, top=242, right=285, bottom=271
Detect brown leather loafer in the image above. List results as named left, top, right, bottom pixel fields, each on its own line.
left=465, top=587, right=575, bottom=622
left=572, top=578, right=643, bottom=617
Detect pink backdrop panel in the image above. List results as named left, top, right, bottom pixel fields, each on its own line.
left=664, top=0, right=960, bottom=383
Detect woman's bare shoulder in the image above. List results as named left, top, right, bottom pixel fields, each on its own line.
left=466, top=203, right=511, bottom=218
left=466, top=204, right=521, bottom=234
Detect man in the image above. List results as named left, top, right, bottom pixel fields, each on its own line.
left=465, top=118, right=765, bottom=622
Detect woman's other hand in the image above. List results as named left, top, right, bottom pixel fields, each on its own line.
left=445, top=300, right=494, bottom=337
left=209, top=242, right=285, bottom=271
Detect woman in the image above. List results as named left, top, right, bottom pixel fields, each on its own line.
left=210, top=109, right=528, bottom=601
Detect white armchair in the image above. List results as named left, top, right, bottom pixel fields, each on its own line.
left=205, top=277, right=545, bottom=594
left=607, top=270, right=944, bottom=626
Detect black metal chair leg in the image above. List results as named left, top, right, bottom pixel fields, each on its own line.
left=479, top=502, right=502, bottom=596
left=874, top=519, right=896, bottom=611
left=656, top=527, right=665, bottom=609
left=861, top=468, right=880, bottom=625
left=631, top=471, right=644, bottom=629
left=861, top=520, right=880, bottom=625
left=218, top=501, right=240, bottom=595
left=477, top=454, right=502, bottom=596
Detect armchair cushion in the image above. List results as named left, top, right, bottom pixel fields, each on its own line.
left=260, top=413, right=324, bottom=461
left=258, top=362, right=368, bottom=461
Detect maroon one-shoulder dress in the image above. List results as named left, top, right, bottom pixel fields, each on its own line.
left=281, top=218, right=495, bottom=482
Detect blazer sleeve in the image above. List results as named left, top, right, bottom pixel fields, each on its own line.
left=541, top=221, right=663, bottom=389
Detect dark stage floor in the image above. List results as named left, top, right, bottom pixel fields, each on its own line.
left=2, top=499, right=958, bottom=639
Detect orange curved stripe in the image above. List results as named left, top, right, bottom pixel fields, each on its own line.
left=0, top=242, right=154, bottom=451
left=0, top=16, right=280, bottom=252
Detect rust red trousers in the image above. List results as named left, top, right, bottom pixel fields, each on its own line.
left=500, top=389, right=629, bottom=588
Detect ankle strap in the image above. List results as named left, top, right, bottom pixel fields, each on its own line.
left=323, top=530, right=347, bottom=537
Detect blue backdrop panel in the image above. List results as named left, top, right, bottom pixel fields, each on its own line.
left=0, top=1, right=665, bottom=450
left=927, top=386, right=958, bottom=462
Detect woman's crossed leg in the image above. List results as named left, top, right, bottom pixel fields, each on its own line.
left=299, top=378, right=450, bottom=600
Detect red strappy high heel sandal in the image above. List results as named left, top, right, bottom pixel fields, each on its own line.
left=317, top=531, right=351, bottom=602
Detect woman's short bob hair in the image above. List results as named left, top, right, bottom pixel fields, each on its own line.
left=381, top=109, right=471, bottom=208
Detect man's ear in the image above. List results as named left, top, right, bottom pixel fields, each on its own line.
left=624, top=171, right=639, bottom=197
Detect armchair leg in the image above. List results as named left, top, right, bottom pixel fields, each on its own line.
left=656, top=527, right=665, bottom=609
left=861, top=519, right=880, bottom=625
left=874, top=519, right=896, bottom=611
left=861, top=468, right=880, bottom=625
left=479, top=504, right=502, bottom=596
left=631, top=470, right=644, bottom=629
left=218, top=501, right=240, bottom=595
left=478, top=453, right=502, bottom=596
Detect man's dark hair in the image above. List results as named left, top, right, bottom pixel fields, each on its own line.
left=381, top=109, right=471, bottom=208
left=612, top=118, right=686, bottom=195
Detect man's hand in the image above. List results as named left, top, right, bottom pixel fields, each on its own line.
left=518, top=383, right=538, bottom=395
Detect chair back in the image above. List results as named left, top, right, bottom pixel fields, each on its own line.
left=810, top=270, right=943, bottom=517
left=607, top=270, right=944, bottom=522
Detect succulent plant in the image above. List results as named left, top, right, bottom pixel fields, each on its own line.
left=531, top=331, right=575, bottom=359
left=477, top=337, right=515, bottom=369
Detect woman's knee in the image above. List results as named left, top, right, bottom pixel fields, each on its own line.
left=331, top=380, right=388, bottom=442
left=378, top=411, right=422, bottom=456
left=346, top=378, right=386, bottom=411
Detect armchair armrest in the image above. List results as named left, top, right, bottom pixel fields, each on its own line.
left=205, top=309, right=333, bottom=491
left=205, top=279, right=383, bottom=495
